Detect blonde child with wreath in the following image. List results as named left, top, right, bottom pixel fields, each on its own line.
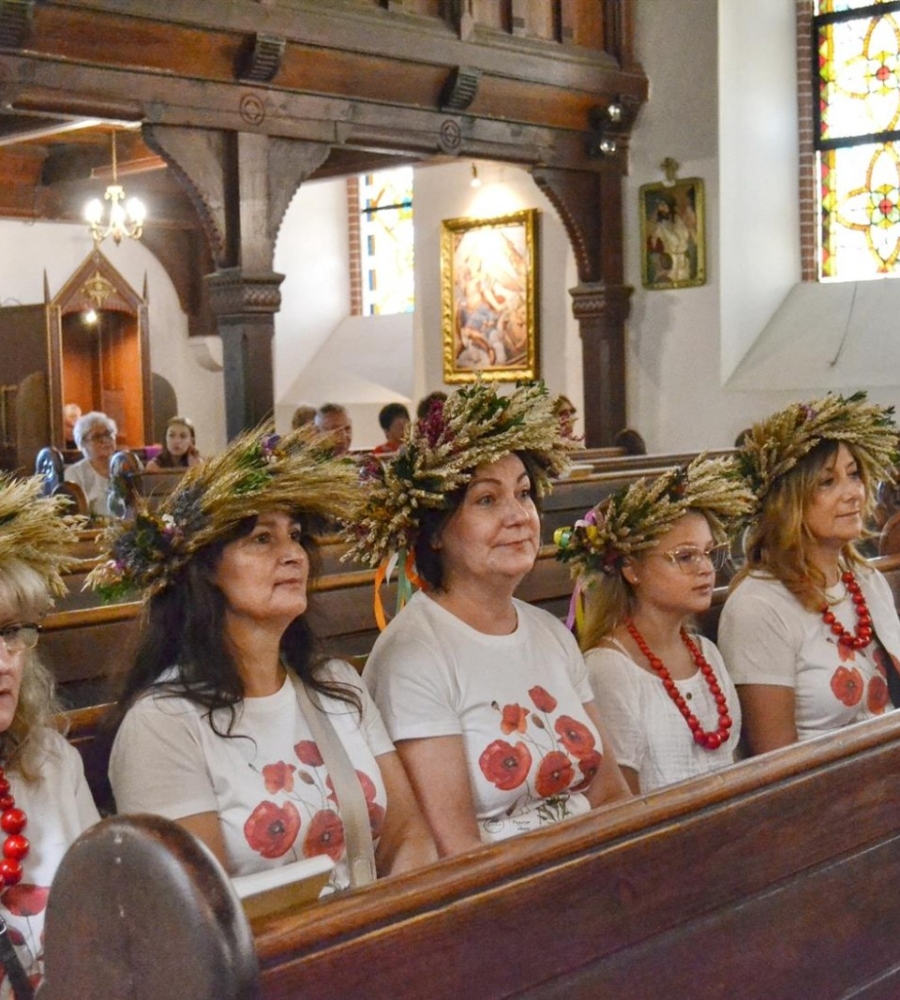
left=556, top=456, right=755, bottom=793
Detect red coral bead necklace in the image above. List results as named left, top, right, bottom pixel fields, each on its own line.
left=821, top=571, right=873, bottom=650
left=0, top=769, right=28, bottom=889
left=625, top=620, right=733, bottom=751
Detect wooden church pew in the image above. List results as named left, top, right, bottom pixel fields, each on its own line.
left=50, top=702, right=900, bottom=997
left=247, top=710, right=900, bottom=997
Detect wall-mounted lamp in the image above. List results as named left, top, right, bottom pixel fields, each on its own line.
left=588, top=100, right=625, bottom=159
left=470, top=163, right=482, bottom=189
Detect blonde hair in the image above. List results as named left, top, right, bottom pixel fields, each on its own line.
left=579, top=570, right=637, bottom=653
left=736, top=440, right=872, bottom=611
left=0, top=560, right=60, bottom=780
left=579, top=510, right=719, bottom=651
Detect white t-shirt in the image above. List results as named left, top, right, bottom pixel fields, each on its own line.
left=64, top=459, right=109, bottom=516
left=584, top=634, right=741, bottom=793
left=0, top=731, right=100, bottom=998
left=109, top=660, right=394, bottom=890
left=363, top=592, right=601, bottom=843
left=718, top=567, right=900, bottom=741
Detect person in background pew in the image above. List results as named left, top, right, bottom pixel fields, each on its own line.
left=314, top=403, right=353, bottom=457
left=348, top=381, right=632, bottom=858
left=0, top=474, right=100, bottom=995
left=92, top=427, right=436, bottom=893
left=144, top=416, right=202, bottom=472
left=62, top=402, right=81, bottom=451
left=720, top=392, right=900, bottom=754
left=555, top=457, right=756, bottom=794
left=553, top=394, right=579, bottom=442
left=64, top=411, right=118, bottom=519
left=372, top=403, right=410, bottom=457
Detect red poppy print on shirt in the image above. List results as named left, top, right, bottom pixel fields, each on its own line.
left=535, top=751, right=574, bottom=797
left=500, top=703, right=530, bottom=735
left=294, top=740, right=324, bottom=767
left=529, top=686, right=557, bottom=713
left=570, top=749, right=602, bottom=792
left=831, top=665, right=864, bottom=707
left=868, top=673, right=890, bottom=714
left=262, top=761, right=296, bottom=794
left=479, top=740, right=532, bottom=790
left=554, top=716, right=596, bottom=761
left=244, top=800, right=301, bottom=859
left=305, top=809, right=345, bottom=862
left=1, top=883, right=48, bottom=917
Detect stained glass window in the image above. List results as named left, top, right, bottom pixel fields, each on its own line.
left=358, top=167, right=414, bottom=315
left=815, top=0, right=900, bottom=278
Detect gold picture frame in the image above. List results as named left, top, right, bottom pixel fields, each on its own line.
left=440, top=208, right=539, bottom=383
left=639, top=177, right=706, bottom=290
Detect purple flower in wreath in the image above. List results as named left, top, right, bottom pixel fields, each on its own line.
left=799, top=404, right=818, bottom=424
left=261, top=434, right=281, bottom=461
left=418, top=399, right=448, bottom=449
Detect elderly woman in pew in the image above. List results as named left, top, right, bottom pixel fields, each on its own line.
left=348, top=381, right=632, bottom=857
left=92, top=428, right=436, bottom=893
left=64, top=411, right=118, bottom=519
left=555, top=457, right=755, bottom=794
left=719, top=393, right=900, bottom=755
left=0, top=474, right=100, bottom=995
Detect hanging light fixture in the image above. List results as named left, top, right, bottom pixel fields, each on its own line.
left=84, top=130, right=146, bottom=246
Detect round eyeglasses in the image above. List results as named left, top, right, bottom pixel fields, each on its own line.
left=84, top=430, right=114, bottom=443
left=653, top=544, right=730, bottom=575
left=0, top=623, right=41, bottom=655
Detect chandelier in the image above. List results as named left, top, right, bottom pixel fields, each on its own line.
left=84, top=130, right=146, bottom=246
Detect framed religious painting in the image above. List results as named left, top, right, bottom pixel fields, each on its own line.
left=639, top=178, right=706, bottom=290
left=440, top=208, right=539, bottom=383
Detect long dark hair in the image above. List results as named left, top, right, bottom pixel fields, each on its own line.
left=110, top=512, right=361, bottom=736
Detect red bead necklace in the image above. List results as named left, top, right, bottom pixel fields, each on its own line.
left=0, top=769, right=28, bottom=889
left=625, top=620, right=733, bottom=751
left=821, top=571, right=873, bottom=651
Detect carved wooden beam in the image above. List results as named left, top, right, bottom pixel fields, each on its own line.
left=0, top=0, right=34, bottom=50
left=235, top=33, right=285, bottom=84
left=439, top=66, right=481, bottom=112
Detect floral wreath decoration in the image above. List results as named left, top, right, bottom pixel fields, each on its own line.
left=343, top=379, right=579, bottom=627
left=86, top=425, right=361, bottom=602
left=736, top=391, right=899, bottom=505
left=553, top=455, right=757, bottom=631
left=0, top=473, right=85, bottom=599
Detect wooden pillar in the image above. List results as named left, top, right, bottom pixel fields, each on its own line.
left=569, top=282, right=632, bottom=445
left=532, top=163, right=632, bottom=446
left=143, top=126, right=330, bottom=437
left=205, top=268, right=284, bottom=437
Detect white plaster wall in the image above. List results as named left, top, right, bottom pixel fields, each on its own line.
left=0, top=219, right=226, bottom=457
left=273, top=174, right=350, bottom=410
left=718, top=0, right=800, bottom=380
left=627, top=0, right=900, bottom=451
left=414, top=159, right=583, bottom=423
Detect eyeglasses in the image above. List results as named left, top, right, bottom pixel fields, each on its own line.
left=85, top=431, right=114, bottom=443
left=0, top=623, right=41, bottom=655
left=653, top=544, right=730, bottom=575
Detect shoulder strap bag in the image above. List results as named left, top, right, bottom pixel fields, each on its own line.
left=291, top=676, right=377, bottom=889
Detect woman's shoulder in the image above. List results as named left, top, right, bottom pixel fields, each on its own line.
left=725, top=571, right=789, bottom=605
left=319, top=657, right=367, bottom=688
